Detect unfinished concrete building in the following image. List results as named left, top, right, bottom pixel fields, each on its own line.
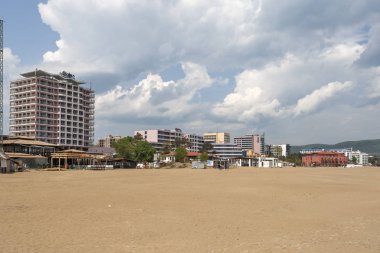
left=9, top=70, right=94, bottom=150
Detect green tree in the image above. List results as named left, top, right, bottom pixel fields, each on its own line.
left=352, top=156, right=358, bottom=164
left=174, top=137, right=189, bottom=149
left=200, top=152, right=209, bottom=162
left=274, top=146, right=282, bottom=158
left=112, top=137, right=136, bottom=160
left=369, top=156, right=379, bottom=166
left=134, top=132, right=144, bottom=141
left=175, top=146, right=188, bottom=163
left=134, top=141, right=155, bottom=163
left=286, top=153, right=302, bottom=166
left=113, top=136, right=156, bottom=163
left=200, top=142, right=213, bottom=153
left=162, top=142, right=172, bottom=154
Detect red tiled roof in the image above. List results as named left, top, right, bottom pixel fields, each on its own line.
left=304, top=151, right=345, bottom=156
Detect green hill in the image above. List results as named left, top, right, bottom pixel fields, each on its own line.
left=291, top=139, right=380, bottom=156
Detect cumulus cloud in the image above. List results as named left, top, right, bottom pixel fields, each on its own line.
left=292, top=81, right=353, bottom=116
left=38, top=0, right=378, bottom=77
left=212, top=48, right=359, bottom=123
left=3, top=48, right=21, bottom=81
left=96, top=62, right=213, bottom=121
left=33, top=0, right=380, bottom=143
left=3, top=48, right=22, bottom=134
left=38, top=0, right=263, bottom=77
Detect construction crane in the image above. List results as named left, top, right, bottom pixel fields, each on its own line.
left=0, top=19, right=3, bottom=149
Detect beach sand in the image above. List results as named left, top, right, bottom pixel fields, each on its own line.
left=1, top=167, right=380, bottom=252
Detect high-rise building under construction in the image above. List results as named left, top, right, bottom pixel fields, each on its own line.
left=9, top=70, right=94, bottom=150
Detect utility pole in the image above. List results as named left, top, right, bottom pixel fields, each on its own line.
left=0, top=19, right=3, bottom=150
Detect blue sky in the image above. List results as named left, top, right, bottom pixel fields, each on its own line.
left=2, top=0, right=380, bottom=145
left=2, top=0, right=58, bottom=65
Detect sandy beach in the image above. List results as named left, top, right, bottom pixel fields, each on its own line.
left=1, top=167, right=380, bottom=253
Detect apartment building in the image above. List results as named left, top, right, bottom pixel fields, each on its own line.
left=234, top=134, right=265, bottom=155
left=184, top=133, right=204, bottom=152
left=97, top=134, right=122, bottom=148
left=134, top=128, right=184, bottom=152
left=203, top=132, right=230, bottom=144
left=134, top=128, right=204, bottom=153
left=269, top=144, right=291, bottom=158
left=9, top=70, right=95, bottom=150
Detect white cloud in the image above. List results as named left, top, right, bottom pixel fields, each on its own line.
left=38, top=0, right=263, bottom=76
left=321, top=43, right=364, bottom=63
left=3, top=48, right=21, bottom=81
left=292, top=81, right=353, bottom=116
left=212, top=48, right=359, bottom=123
left=96, top=62, right=213, bottom=120
left=33, top=0, right=380, bottom=143
left=3, top=48, right=22, bottom=135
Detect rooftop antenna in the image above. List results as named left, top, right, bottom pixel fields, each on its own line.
left=0, top=19, right=4, bottom=149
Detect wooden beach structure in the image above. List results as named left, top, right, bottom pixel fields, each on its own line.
left=50, top=149, right=98, bottom=169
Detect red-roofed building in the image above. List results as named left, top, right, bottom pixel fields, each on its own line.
left=302, top=152, right=348, bottom=167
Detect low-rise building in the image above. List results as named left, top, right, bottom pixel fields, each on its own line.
left=211, top=143, right=243, bottom=159
left=300, top=148, right=368, bottom=165
left=302, top=152, right=348, bottom=167
left=88, top=146, right=116, bottom=158
left=258, top=157, right=280, bottom=168
left=160, top=152, right=201, bottom=163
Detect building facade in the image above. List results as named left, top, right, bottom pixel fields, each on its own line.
left=270, top=144, right=291, bottom=158
left=9, top=70, right=94, bottom=150
left=134, top=128, right=184, bottom=152
left=302, top=152, right=348, bottom=167
left=135, top=128, right=205, bottom=153
left=300, top=148, right=368, bottom=165
left=184, top=133, right=204, bottom=152
left=211, top=143, right=243, bottom=159
left=346, top=150, right=369, bottom=165
left=234, top=134, right=265, bottom=155
left=204, top=132, right=230, bottom=144
left=97, top=134, right=122, bottom=148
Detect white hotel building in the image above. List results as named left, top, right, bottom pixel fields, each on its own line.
left=9, top=70, right=95, bottom=150
left=134, top=128, right=204, bottom=152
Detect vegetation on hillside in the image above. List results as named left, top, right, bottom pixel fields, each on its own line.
left=291, top=139, right=380, bottom=155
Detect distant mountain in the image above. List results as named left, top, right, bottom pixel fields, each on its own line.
left=291, top=139, right=380, bottom=156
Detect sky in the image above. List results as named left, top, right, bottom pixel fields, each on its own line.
left=1, top=0, right=380, bottom=145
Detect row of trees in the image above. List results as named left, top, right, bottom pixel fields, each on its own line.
left=162, top=137, right=211, bottom=163
left=168, top=146, right=209, bottom=163
left=112, top=134, right=155, bottom=164
left=112, top=134, right=209, bottom=164
left=112, top=134, right=306, bottom=166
